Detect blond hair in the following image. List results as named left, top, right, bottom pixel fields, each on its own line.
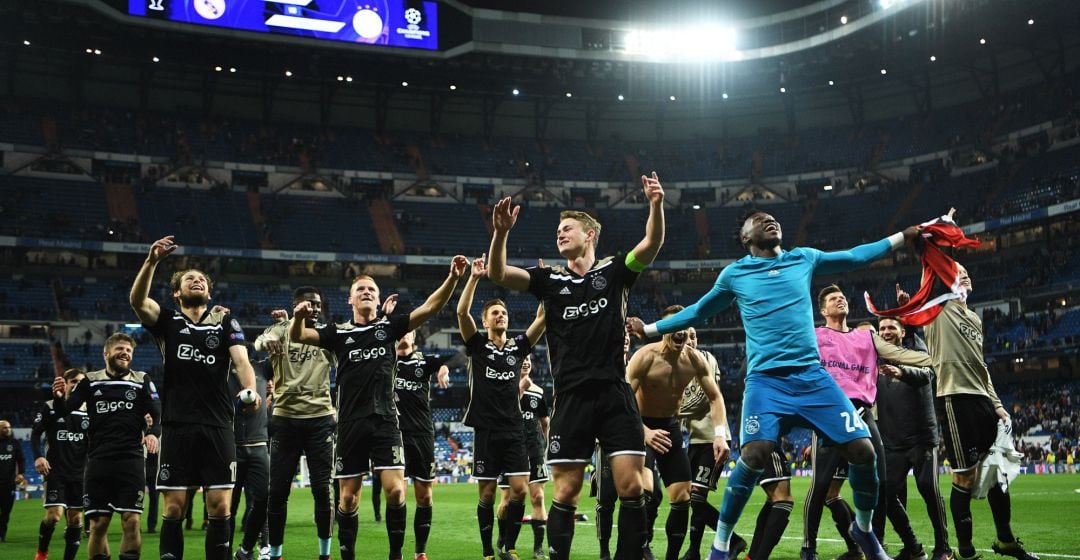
left=560, top=210, right=602, bottom=246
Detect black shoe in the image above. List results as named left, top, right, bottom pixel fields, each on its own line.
left=992, top=539, right=1039, bottom=560
left=893, top=544, right=928, bottom=560
left=642, top=545, right=657, bottom=560
left=730, top=533, right=748, bottom=559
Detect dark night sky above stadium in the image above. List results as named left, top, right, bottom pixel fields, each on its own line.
left=461, top=0, right=811, bottom=21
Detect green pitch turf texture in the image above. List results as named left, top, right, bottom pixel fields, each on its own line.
left=4, top=474, right=1078, bottom=559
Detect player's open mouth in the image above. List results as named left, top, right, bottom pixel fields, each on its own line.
left=764, top=224, right=779, bottom=233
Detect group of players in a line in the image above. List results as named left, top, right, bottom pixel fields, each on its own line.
left=25, top=171, right=1039, bottom=560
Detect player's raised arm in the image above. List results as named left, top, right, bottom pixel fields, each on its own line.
left=409, top=255, right=468, bottom=331
left=456, top=255, right=484, bottom=342
left=129, top=235, right=178, bottom=325
left=524, top=302, right=546, bottom=347
left=628, top=171, right=666, bottom=268
left=814, top=210, right=948, bottom=275
left=289, top=301, right=322, bottom=345
left=628, top=273, right=736, bottom=339
left=486, top=197, right=532, bottom=292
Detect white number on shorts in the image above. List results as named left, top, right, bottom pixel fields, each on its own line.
left=840, top=411, right=865, bottom=433
left=392, top=445, right=405, bottom=465
left=695, top=465, right=711, bottom=483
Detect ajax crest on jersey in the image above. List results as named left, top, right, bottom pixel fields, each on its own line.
left=591, top=275, right=608, bottom=290
left=205, top=334, right=220, bottom=349
left=506, top=355, right=517, bottom=366
left=375, top=329, right=388, bottom=341
left=125, top=389, right=137, bottom=401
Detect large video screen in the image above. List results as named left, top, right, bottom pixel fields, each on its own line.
left=128, top=0, right=438, bottom=51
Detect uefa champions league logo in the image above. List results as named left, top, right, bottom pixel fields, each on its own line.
left=404, top=8, right=422, bottom=27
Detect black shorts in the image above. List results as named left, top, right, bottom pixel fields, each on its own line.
left=759, top=450, right=792, bottom=487
left=402, top=430, right=436, bottom=483
left=937, top=394, right=998, bottom=472
left=499, top=455, right=550, bottom=488
left=643, top=417, right=691, bottom=486
left=547, top=381, right=646, bottom=464
left=334, top=415, right=404, bottom=479
left=84, top=457, right=145, bottom=517
left=473, top=428, right=529, bottom=481
left=687, top=443, right=721, bottom=491
left=43, top=477, right=84, bottom=510
left=158, top=424, right=237, bottom=490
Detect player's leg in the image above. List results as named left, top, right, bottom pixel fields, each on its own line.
left=118, top=512, right=142, bottom=559
left=527, top=460, right=549, bottom=559
left=37, top=501, right=63, bottom=558
left=863, top=412, right=891, bottom=543
left=413, top=480, right=434, bottom=558
left=63, top=504, right=83, bottom=560
left=496, top=475, right=511, bottom=552
left=656, top=421, right=693, bottom=560
left=545, top=388, right=596, bottom=559
left=404, top=430, right=436, bottom=559
left=203, top=426, right=239, bottom=560
left=145, top=452, right=159, bottom=534
left=503, top=475, right=531, bottom=556
left=158, top=426, right=193, bottom=560
left=747, top=453, right=792, bottom=560
left=938, top=395, right=985, bottom=559
left=497, top=432, right=532, bottom=557
left=0, top=482, right=13, bottom=541
left=912, top=446, right=950, bottom=557
left=371, top=471, right=383, bottom=522
left=205, top=488, right=235, bottom=560
left=237, top=446, right=270, bottom=559
left=604, top=382, right=648, bottom=560
left=595, top=453, right=616, bottom=560
left=802, top=434, right=843, bottom=559
left=336, top=477, right=364, bottom=560
left=478, top=479, right=500, bottom=558
left=87, top=513, right=112, bottom=559
left=824, top=477, right=861, bottom=558
left=229, top=450, right=250, bottom=551
left=373, top=418, right=408, bottom=560
left=266, top=417, right=303, bottom=560
left=548, top=463, right=586, bottom=559
left=884, top=446, right=924, bottom=559
left=641, top=463, right=658, bottom=559
left=303, top=416, right=337, bottom=560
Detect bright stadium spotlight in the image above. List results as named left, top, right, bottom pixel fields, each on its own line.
left=284, top=70, right=292, bottom=77
left=565, top=92, right=572, bottom=98
left=346, top=76, right=353, bottom=82
left=780, top=87, right=786, bottom=93
left=624, top=25, right=739, bottom=62
left=828, top=80, right=835, bottom=85
left=722, top=92, right=729, bottom=99
left=401, top=81, right=409, bottom=87
left=1027, top=18, right=1034, bottom=25
left=215, top=66, right=223, bottom=72
left=930, top=55, right=937, bottom=62
left=336, top=75, right=344, bottom=81
left=152, top=56, right=160, bottom=63
left=23, top=40, right=30, bottom=46
left=512, top=88, right=520, bottom=95
left=879, top=0, right=896, bottom=9
left=93, top=49, right=102, bottom=55
left=229, top=67, right=236, bottom=73
left=617, top=94, right=624, bottom=101
left=669, top=95, right=676, bottom=101
left=880, top=68, right=887, bottom=75
left=840, top=15, right=848, bottom=25
left=823, top=184, right=833, bottom=191
left=449, top=84, right=457, bottom=90
left=979, top=38, right=987, bottom=45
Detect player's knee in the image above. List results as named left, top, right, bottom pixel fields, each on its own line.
left=529, top=487, right=545, bottom=509
left=952, top=470, right=976, bottom=489
left=44, top=508, right=62, bottom=524
left=90, top=517, right=110, bottom=536
left=843, top=439, right=876, bottom=465
left=121, top=514, right=140, bottom=535
left=668, top=482, right=691, bottom=504
left=163, top=503, right=184, bottom=519
left=385, top=484, right=406, bottom=505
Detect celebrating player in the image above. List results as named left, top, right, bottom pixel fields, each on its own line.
left=129, top=235, right=261, bottom=560
left=628, top=210, right=922, bottom=560
left=289, top=258, right=468, bottom=560
left=487, top=172, right=665, bottom=559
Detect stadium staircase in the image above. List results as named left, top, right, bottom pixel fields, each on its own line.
left=368, top=199, right=405, bottom=254
left=246, top=191, right=273, bottom=249
left=103, top=182, right=139, bottom=224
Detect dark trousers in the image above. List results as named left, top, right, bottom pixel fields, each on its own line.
left=885, top=444, right=949, bottom=552
left=230, top=444, right=270, bottom=550
left=0, top=485, right=14, bottom=540
left=803, top=408, right=888, bottom=548
left=267, top=415, right=336, bottom=547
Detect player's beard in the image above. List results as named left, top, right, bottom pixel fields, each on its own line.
left=107, top=356, right=131, bottom=376
left=179, top=292, right=210, bottom=308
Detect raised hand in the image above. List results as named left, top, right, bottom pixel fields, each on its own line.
left=492, top=197, right=520, bottom=233
left=52, top=376, right=65, bottom=399
left=450, top=255, right=469, bottom=278
left=640, top=171, right=665, bottom=204
left=211, top=305, right=231, bottom=315
left=147, top=235, right=178, bottom=264
left=471, top=254, right=487, bottom=279
left=382, top=294, right=399, bottom=316
left=626, top=317, right=646, bottom=339
left=293, top=300, right=315, bottom=320
left=895, top=283, right=911, bottom=306
left=270, top=309, right=288, bottom=322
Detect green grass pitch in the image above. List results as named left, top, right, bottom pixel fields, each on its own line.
left=4, top=474, right=1079, bottom=558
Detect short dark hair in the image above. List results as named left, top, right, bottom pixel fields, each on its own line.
left=63, top=368, right=85, bottom=381
left=482, top=299, right=507, bottom=317
left=735, top=208, right=766, bottom=250
left=878, top=316, right=904, bottom=330
left=817, top=284, right=843, bottom=310
left=661, top=304, right=685, bottom=318
left=293, top=286, right=321, bottom=302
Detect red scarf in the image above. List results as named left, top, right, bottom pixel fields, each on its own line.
left=864, top=217, right=979, bottom=326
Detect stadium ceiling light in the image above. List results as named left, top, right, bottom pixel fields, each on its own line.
left=692, top=204, right=701, bottom=210
left=215, top=66, right=223, bottom=72
left=229, top=67, right=237, bottom=73
left=623, top=26, right=739, bottom=62
left=336, top=75, right=344, bottom=81
left=669, top=95, right=676, bottom=101
left=722, top=92, right=729, bottom=99
left=401, top=81, right=409, bottom=87
left=85, top=48, right=93, bottom=53
left=979, top=38, right=987, bottom=45
left=880, top=68, right=887, bottom=75
left=779, top=87, right=786, bottom=93
left=346, top=76, right=353, bottom=82
left=565, top=92, right=572, bottom=98
left=512, top=88, right=520, bottom=95
left=930, top=55, right=937, bottom=62
left=617, top=94, right=624, bottom=101
left=1027, top=19, right=1034, bottom=25
left=823, top=184, right=833, bottom=191
left=828, top=80, right=835, bottom=86
left=284, top=70, right=292, bottom=77
left=840, top=15, right=848, bottom=25
left=23, top=40, right=30, bottom=46
left=152, top=56, right=160, bottom=63
left=93, top=49, right=102, bottom=55
left=879, top=0, right=895, bottom=9
left=449, top=84, right=457, bottom=90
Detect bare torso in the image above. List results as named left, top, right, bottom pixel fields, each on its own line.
left=633, top=342, right=704, bottom=418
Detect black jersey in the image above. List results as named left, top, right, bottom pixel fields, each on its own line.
left=31, top=401, right=88, bottom=481
left=144, top=306, right=246, bottom=428
left=527, top=256, right=638, bottom=395
left=520, top=385, right=549, bottom=457
left=394, top=351, right=442, bottom=435
left=56, top=368, right=161, bottom=460
left=315, top=313, right=410, bottom=423
left=462, top=332, right=532, bottom=431
left=0, top=435, right=24, bottom=486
